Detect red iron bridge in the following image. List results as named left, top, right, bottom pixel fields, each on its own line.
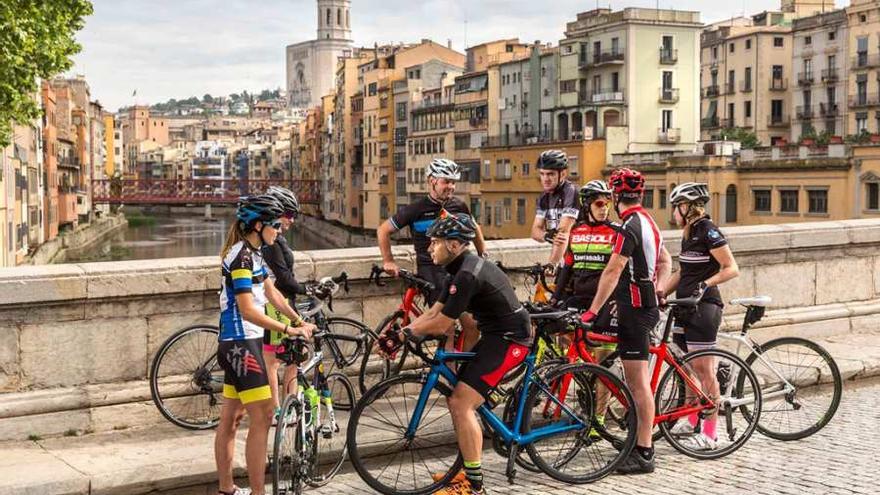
left=91, top=179, right=321, bottom=205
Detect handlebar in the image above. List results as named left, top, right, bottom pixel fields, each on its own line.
left=369, top=264, right=436, bottom=293
left=302, top=272, right=348, bottom=313
left=495, top=260, right=552, bottom=293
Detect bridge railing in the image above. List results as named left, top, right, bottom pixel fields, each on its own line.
left=91, top=178, right=321, bottom=204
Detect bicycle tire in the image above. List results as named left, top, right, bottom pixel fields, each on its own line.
left=306, top=372, right=355, bottom=487
left=273, top=393, right=303, bottom=495
left=598, top=349, right=672, bottom=443
left=524, top=362, right=637, bottom=484
left=347, top=373, right=463, bottom=495
left=149, top=325, right=222, bottom=430
left=357, top=311, right=399, bottom=394
left=737, top=336, right=841, bottom=441
left=657, top=348, right=762, bottom=460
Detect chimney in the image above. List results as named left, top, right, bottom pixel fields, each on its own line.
left=448, top=39, right=453, bottom=49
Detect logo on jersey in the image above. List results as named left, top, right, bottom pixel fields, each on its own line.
left=571, top=233, right=614, bottom=244
left=512, top=347, right=523, bottom=358
left=707, top=229, right=721, bottom=240
left=449, top=284, right=457, bottom=295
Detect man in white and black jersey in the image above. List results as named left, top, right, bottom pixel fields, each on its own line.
left=530, top=150, right=580, bottom=271
left=582, top=168, right=672, bottom=475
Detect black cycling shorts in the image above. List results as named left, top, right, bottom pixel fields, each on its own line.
left=615, top=302, right=659, bottom=361
left=457, top=334, right=530, bottom=400
left=218, top=337, right=271, bottom=404
left=672, top=302, right=723, bottom=352
left=417, top=263, right=449, bottom=306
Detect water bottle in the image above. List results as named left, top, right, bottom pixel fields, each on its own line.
left=487, top=385, right=510, bottom=410
left=304, top=386, right=319, bottom=425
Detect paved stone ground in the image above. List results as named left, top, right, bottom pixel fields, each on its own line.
left=303, top=378, right=879, bottom=495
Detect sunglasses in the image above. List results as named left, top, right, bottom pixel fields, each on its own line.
left=592, top=199, right=610, bottom=208
left=267, top=220, right=282, bottom=229
left=283, top=212, right=298, bottom=220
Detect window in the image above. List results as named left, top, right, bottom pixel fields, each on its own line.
left=495, top=159, right=511, bottom=179
left=808, top=189, right=828, bottom=214
left=867, top=183, right=879, bottom=210
left=517, top=198, right=526, bottom=224
left=643, top=188, right=654, bottom=208
left=744, top=67, right=752, bottom=90
left=729, top=42, right=735, bottom=53
left=725, top=185, right=737, bottom=223
left=805, top=35, right=812, bottom=45
left=753, top=189, right=771, bottom=212
left=745, top=100, right=752, bottom=119
left=503, top=198, right=512, bottom=222
left=560, top=80, right=577, bottom=93
left=771, top=99, right=783, bottom=119
left=856, top=112, right=868, bottom=133
left=860, top=14, right=867, bottom=22
left=368, top=83, right=377, bottom=96
left=482, top=160, right=491, bottom=179
left=774, top=37, right=784, bottom=47
left=745, top=39, right=752, bottom=50
left=659, top=188, right=667, bottom=208
left=828, top=31, right=836, bottom=41
left=662, top=110, right=673, bottom=131
left=522, top=162, right=530, bottom=176
left=780, top=189, right=799, bottom=213
left=396, top=102, right=407, bottom=121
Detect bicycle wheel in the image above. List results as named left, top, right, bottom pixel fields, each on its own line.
left=347, top=374, right=463, bottom=495
left=599, top=349, right=674, bottom=443
left=357, top=311, right=399, bottom=394
left=322, top=317, right=370, bottom=372
left=737, top=336, right=841, bottom=441
left=149, top=325, right=222, bottom=429
left=306, top=372, right=355, bottom=487
left=524, top=362, right=637, bottom=484
left=657, top=348, right=762, bottom=460
left=273, top=393, right=303, bottom=495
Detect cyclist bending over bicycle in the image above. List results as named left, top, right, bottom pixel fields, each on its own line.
left=378, top=213, right=533, bottom=495
left=658, top=183, right=740, bottom=450
left=376, top=158, right=487, bottom=351
left=215, top=195, right=315, bottom=495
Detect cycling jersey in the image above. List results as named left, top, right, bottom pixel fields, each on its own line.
left=554, top=221, right=618, bottom=302
left=613, top=205, right=663, bottom=309
left=677, top=216, right=728, bottom=306
left=262, top=235, right=304, bottom=300
left=535, top=181, right=580, bottom=232
left=438, top=251, right=532, bottom=345
left=219, top=241, right=269, bottom=341
left=389, top=196, right=470, bottom=265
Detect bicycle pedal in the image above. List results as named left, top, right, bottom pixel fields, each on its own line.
left=320, top=424, right=333, bottom=439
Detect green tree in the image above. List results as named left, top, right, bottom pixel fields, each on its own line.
left=718, top=127, right=761, bottom=149
left=202, top=93, right=214, bottom=104
left=0, top=0, right=93, bottom=147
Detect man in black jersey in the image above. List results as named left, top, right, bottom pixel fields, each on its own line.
left=379, top=213, right=531, bottom=495
left=530, top=149, right=580, bottom=271
left=377, top=158, right=487, bottom=350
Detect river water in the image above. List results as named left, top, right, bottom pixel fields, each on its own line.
left=62, top=213, right=334, bottom=263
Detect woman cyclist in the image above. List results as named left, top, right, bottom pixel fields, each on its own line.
left=214, top=195, right=316, bottom=495
left=659, top=182, right=739, bottom=451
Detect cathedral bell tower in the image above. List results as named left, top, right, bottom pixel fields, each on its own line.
left=316, top=0, right=351, bottom=41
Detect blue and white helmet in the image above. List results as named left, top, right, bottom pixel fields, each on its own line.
left=426, top=158, right=461, bottom=181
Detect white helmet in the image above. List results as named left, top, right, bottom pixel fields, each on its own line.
left=426, top=158, right=461, bottom=181
left=669, top=182, right=710, bottom=206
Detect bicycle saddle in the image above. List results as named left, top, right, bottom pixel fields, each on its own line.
left=729, top=296, right=772, bottom=307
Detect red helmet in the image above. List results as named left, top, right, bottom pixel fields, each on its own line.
left=609, top=168, right=645, bottom=195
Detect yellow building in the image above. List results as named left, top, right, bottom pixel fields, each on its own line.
left=479, top=139, right=607, bottom=239
left=103, top=112, right=115, bottom=177
left=610, top=142, right=880, bottom=230
left=846, top=0, right=880, bottom=135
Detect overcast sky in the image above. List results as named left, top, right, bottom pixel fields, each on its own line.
left=70, top=0, right=842, bottom=111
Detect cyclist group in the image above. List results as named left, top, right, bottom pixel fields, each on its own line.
left=212, top=148, right=740, bottom=495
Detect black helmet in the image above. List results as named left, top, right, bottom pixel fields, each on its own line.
left=266, top=186, right=300, bottom=216
left=236, top=194, right=283, bottom=229
left=579, top=179, right=612, bottom=204
left=536, top=150, right=568, bottom=170
left=426, top=213, right=477, bottom=242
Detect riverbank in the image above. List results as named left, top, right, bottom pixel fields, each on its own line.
left=296, top=214, right=376, bottom=248
left=26, top=214, right=128, bottom=265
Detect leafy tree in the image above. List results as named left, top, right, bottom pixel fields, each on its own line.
left=0, top=0, right=93, bottom=147
left=718, top=127, right=760, bottom=149
left=202, top=93, right=214, bottom=103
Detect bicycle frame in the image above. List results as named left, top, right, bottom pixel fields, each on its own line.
left=404, top=348, right=586, bottom=448
left=718, top=332, right=796, bottom=401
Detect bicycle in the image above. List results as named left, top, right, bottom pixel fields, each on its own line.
left=723, top=296, right=842, bottom=441
left=545, top=294, right=765, bottom=460
left=150, top=272, right=371, bottom=429
left=272, top=330, right=356, bottom=495
left=358, top=264, right=438, bottom=394
left=495, top=261, right=555, bottom=304
left=346, top=326, right=638, bottom=495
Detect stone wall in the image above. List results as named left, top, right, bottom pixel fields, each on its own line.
left=0, top=219, right=879, bottom=439
left=26, top=214, right=128, bottom=265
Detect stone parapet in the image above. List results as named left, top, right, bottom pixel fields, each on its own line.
left=0, top=218, right=879, bottom=438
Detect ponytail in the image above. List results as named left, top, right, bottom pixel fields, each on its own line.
left=682, top=201, right=707, bottom=239
left=220, top=220, right=247, bottom=259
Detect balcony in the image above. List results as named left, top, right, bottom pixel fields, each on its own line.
left=581, top=89, right=625, bottom=105
left=657, top=128, right=681, bottom=143
left=722, top=117, right=735, bottom=128
left=796, top=105, right=814, bottom=120
left=849, top=93, right=880, bottom=108
left=819, top=102, right=839, bottom=117
left=659, top=48, right=677, bottom=64
left=821, top=68, right=839, bottom=83
left=702, top=116, right=720, bottom=129
left=852, top=53, right=880, bottom=70
left=767, top=114, right=790, bottom=127
left=740, top=80, right=753, bottom=93
left=659, top=88, right=679, bottom=103
left=704, top=85, right=720, bottom=98
left=580, top=49, right=625, bottom=69
left=769, top=78, right=787, bottom=91
left=797, top=72, right=815, bottom=87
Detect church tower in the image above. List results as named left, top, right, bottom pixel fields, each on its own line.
left=316, top=0, right=352, bottom=41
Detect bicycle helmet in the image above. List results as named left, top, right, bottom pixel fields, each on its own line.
left=426, top=158, right=461, bottom=180
left=266, top=186, right=300, bottom=216
left=426, top=213, right=477, bottom=242
left=609, top=168, right=645, bottom=196
left=536, top=150, right=568, bottom=170
left=236, top=194, right=284, bottom=229
left=579, top=179, right=613, bottom=204
left=669, top=182, right=710, bottom=206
